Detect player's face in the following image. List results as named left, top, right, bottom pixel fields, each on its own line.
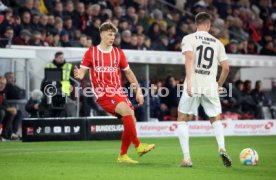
left=101, top=30, right=116, bottom=46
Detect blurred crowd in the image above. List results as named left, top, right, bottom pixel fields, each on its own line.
left=0, top=0, right=275, bottom=55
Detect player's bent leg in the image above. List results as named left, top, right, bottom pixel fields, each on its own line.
left=115, top=102, right=155, bottom=158
left=115, top=102, right=140, bottom=147
left=210, top=115, right=232, bottom=167
left=178, top=111, right=193, bottom=167
left=115, top=102, right=138, bottom=163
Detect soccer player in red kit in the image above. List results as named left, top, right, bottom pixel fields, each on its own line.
left=74, top=22, right=155, bottom=164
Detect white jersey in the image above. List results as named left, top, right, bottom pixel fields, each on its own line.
left=181, top=31, right=228, bottom=95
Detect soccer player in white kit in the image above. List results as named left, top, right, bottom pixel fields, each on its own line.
left=178, top=12, right=232, bottom=167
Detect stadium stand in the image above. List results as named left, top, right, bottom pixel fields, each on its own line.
left=0, top=0, right=275, bottom=54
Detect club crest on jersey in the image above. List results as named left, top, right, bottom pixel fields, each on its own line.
left=111, top=99, right=116, bottom=104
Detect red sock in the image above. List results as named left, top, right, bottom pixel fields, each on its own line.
left=122, top=115, right=140, bottom=148
left=120, top=131, right=131, bottom=155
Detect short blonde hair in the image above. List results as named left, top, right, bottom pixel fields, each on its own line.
left=99, top=22, right=118, bottom=33
left=195, top=12, right=212, bottom=25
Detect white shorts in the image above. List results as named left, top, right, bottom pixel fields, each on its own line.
left=178, top=91, right=221, bottom=117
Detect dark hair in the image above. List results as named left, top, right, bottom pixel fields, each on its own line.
left=235, top=80, right=243, bottom=87
left=244, top=80, right=252, bottom=85
left=195, top=12, right=212, bottom=25
left=255, top=80, right=262, bottom=87
left=55, top=51, right=63, bottom=58
left=5, top=26, right=14, bottom=32
left=4, top=72, right=14, bottom=77
left=63, top=15, right=72, bottom=21
left=4, top=8, right=13, bottom=15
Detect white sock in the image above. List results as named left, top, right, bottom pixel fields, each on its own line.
left=178, top=122, right=190, bottom=160
left=212, top=121, right=225, bottom=151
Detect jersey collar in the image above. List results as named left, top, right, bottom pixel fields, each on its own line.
left=97, top=45, right=113, bottom=53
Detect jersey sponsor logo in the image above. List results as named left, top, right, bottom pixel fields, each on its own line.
left=95, top=66, right=118, bottom=72
left=90, top=125, right=123, bottom=132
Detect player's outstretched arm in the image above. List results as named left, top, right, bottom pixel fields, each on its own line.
left=74, top=66, right=88, bottom=80
left=217, top=60, right=230, bottom=87
left=124, top=68, right=144, bottom=106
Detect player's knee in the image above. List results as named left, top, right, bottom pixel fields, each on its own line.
left=121, top=107, right=133, bottom=116
left=177, top=116, right=185, bottom=121
left=209, top=115, right=220, bottom=123
left=177, top=112, right=191, bottom=121
left=115, top=102, right=133, bottom=116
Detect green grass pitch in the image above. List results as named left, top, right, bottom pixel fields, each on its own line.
left=0, top=136, right=275, bottom=180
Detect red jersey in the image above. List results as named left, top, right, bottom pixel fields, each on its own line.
left=80, top=45, right=129, bottom=99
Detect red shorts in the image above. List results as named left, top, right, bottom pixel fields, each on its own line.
left=96, top=94, right=134, bottom=117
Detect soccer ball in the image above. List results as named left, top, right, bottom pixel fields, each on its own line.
left=239, top=148, right=259, bottom=165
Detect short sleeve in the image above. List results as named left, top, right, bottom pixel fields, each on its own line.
left=181, top=35, right=193, bottom=54
left=218, top=42, right=228, bottom=62
left=119, top=49, right=129, bottom=71
left=80, top=47, right=92, bottom=69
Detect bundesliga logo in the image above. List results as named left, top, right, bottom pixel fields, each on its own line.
left=91, top=125, right=123, bottom=132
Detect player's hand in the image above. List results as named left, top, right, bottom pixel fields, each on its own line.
left=74, top=65, right=81, bottom=80
left=136, top=88, right=144, bottom=106
left=187, top=83, right=192, bottom=97
left=218, top=86, right=224, bottom=94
